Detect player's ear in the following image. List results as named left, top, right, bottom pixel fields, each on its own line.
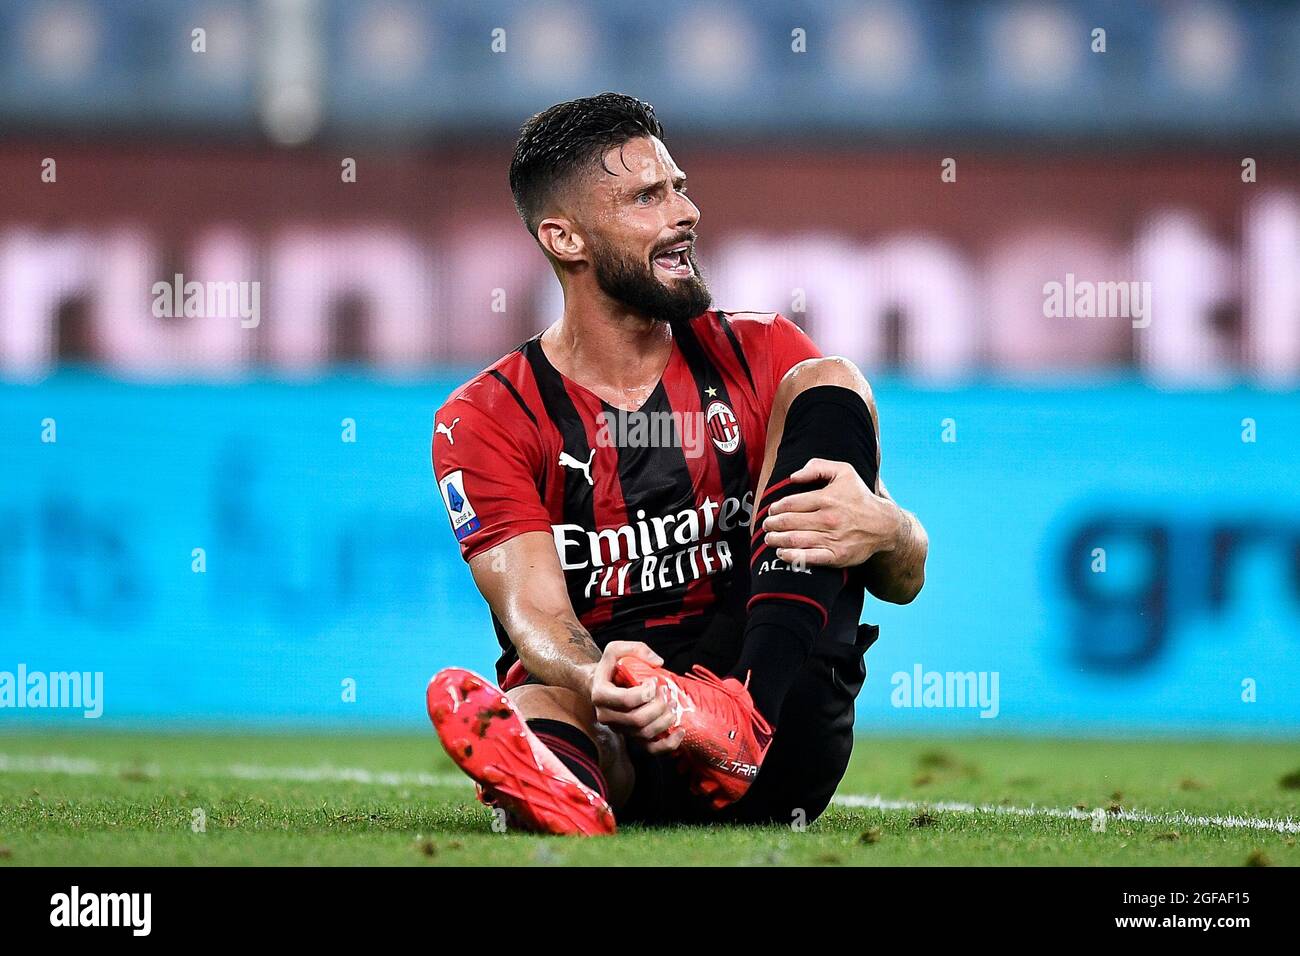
left=537, top=217, right=585, bottom=263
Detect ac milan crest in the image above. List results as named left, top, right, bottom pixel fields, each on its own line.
left=705, top=399, right=741, bottom=454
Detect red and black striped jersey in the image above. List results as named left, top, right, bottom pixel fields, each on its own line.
left=432, top=310, right=820, bottom=681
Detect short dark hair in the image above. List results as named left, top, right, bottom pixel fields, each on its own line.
left=509, top=92, right=665, bottom=235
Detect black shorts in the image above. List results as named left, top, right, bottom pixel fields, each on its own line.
left=619, top=589, right=878, bottom=827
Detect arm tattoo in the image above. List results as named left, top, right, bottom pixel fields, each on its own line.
left=565, top=622, right=602, bottom=663
left=861, top=505, right=927, bottom=603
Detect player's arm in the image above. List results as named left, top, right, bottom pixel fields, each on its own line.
left=467, top=531, right=684, bottom=753
left=841, top=387, right=928, bottom=604
left=764, top=460, right=927, bottom=604
left=855, top=478, right=928, bottom=605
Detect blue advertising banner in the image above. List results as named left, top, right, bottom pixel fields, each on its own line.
left=1, top=374, right=1297, bottom=734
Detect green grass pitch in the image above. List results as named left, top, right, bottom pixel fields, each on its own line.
left=1, top=733, right=1297, bottom=866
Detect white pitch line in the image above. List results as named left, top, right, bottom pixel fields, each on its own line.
left=221, top=762, right=467, bottom=789
left=831, top=793, right=1300, bottom=836
left=4, top=753, right=1297, bottom=835
left=0, top=753, right=467, bottom=790
left=0, top=754, right=107, bottom=776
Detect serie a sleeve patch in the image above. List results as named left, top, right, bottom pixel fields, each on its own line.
left=438, top=469, right=481, bottom=540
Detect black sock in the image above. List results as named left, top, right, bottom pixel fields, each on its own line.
left=731, top=385, right=879, bottom=724
left=735, top=600, right=825, bottom=724
left=526, top=718, right=607, bottom=800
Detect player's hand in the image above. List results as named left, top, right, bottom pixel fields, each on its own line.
left=587, top=641, right=685, bottom=755
left=761, top=457, right=902, bottom=568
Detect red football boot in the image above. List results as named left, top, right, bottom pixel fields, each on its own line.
left=426, top=667, right=615, bottom=836
left=613, top=657, right=774, bottom=810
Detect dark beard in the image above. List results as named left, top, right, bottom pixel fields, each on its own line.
left=588, top=235, right=712, bottom=325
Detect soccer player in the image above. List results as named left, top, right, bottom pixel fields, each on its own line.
left=427, top=93, right=927, bottom=834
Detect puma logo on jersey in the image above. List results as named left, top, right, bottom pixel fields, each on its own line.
left=435, top=417, right=461, bottom=444
left=558, top=449, right=596, bottom=486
